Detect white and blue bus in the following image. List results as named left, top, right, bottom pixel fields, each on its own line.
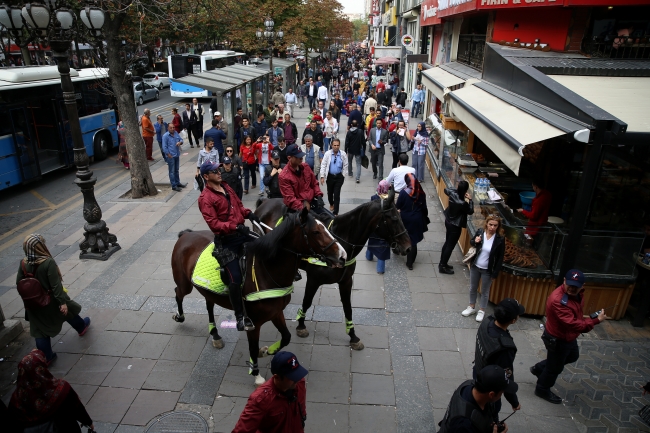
left=168, top=50, right=245, bottom=98
left=0, top=66, right=118, bottom=191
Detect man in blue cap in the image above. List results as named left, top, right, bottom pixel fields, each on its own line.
left=197, top=160, right=261, bottom=332
left=233, top=351, right=308, bottom=433
left=530, top=269, right=607, bottom=404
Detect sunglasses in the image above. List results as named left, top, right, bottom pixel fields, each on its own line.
left=209, top=170, right=220, bottom=174
left=226, top=150, right=233, bottom=152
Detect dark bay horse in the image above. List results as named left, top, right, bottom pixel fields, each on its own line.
left=171, top=208, right=346, bottom=385
left=254, top=189, right=411, bottom=350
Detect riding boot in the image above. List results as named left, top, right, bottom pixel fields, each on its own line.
left=228, top=283, right=254, bottom=331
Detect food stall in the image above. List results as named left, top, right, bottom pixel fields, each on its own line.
left=424, top=83, right=644, bottom=320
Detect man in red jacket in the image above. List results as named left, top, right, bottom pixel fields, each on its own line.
left=279, top=145, right=326, bottom=214
left=198, top=161, right=260, bottom=332
left=530, top=269, right=607, bottom=404
left=233, top=351, right=307, bottom=433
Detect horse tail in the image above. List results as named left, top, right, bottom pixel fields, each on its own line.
left=178, top=229, right=193, bottom=238
left=255, top=197, right=266, bottom=209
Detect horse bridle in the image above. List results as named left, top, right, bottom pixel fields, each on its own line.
left=282, top=216, right=338, bottom=263
left=329, top=207, right=407, bottom=251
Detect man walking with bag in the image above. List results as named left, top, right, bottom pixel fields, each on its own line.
left=368, top=118, right=388, bottom=180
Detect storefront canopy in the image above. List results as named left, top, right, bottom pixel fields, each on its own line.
left=421, top=67, right=466, bottom=101
left=448, top=81, right=590, bottom=175
left=547, top=76, right=650, bottom=134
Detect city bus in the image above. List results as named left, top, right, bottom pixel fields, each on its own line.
left=0, top=66, right=118, bottom=191
left=168, top=50, right=245, bottom=98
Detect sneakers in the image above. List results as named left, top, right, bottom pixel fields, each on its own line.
left=461, top=306, right=477, bottom=317
left=258, top=191, right=264, bottom=196
left=78, top=317, right=91, bottom=336
left=476, top=310, right=485, bottom=322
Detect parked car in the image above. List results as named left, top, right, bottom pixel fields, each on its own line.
left=143, top=72, right=170, bottom=90
left=131, top=75, right=143, bottom=83
left=133, top=82, right=159, bottom=105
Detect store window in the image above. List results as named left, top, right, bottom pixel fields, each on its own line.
left=583, top=6, right=650, bottom=59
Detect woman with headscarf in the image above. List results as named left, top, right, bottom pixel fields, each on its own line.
left=116, top=120, right=129, bottom=170
left=411, top=121, right=429, bottom=182
left=16, top=234, right=90, bottom=364
left=7, top=349, right=94, bottom=432
left=396, top=173, right=428, bottom=270
left=365, top=180, right=392, bottom=274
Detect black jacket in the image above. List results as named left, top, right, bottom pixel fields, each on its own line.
left=345, top=127, right=365, bottom=156
left=220, top=166, right=243, bottom=199
left=470, top=228, right=505, bottom=279
left=263, top=163, right=286, bottom=198
left=395, top=91, right=407, bottom=107
left=443, top=188, right=474, bottom=228
left=302, top=126, right=324, bottom=148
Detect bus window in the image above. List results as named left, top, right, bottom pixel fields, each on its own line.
left=10, top=108, right=40, bottom=180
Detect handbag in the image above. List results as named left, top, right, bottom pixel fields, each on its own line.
left=462, top=247, right=477, bottom=265
left=361, top=154, right=369, bottom=169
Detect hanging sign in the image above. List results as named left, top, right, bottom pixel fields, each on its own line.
left=402, top=34, right=414, bottom=47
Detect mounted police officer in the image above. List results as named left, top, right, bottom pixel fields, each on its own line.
left=438, top=365, right=517, bottom=433
left=278, top=144, right=329, bottom=216
left=473, top=298, right=525, bottom=415
left=197, top=161, right=261, bottom=331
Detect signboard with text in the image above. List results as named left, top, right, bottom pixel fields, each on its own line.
left=478, top=0, right=560, bottom=9
left=437, top=0, right=476, bottom=18
left=420, top=0, right=441, bottom=26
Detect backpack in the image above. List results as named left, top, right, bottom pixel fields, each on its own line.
left=17, top=261, right=52, bottom=310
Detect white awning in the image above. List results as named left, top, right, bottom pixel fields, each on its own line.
left=421, top=67, right=466, bottom=101
left=548, top=75, right=650, bottom=133
left=448, top=84, right=568, bottom=175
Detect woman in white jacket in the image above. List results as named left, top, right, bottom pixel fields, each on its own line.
left=322, top=111, right=339, bottom=153
left=319, top=138, right=348, bottom=215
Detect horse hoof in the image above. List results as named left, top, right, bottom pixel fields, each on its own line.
left=350, top=341, right=365, bottom=351
left=296, top=328, right=310, bottom=338
left=254, top=374, right=266, bottom=387
left=212, top=338, right=224, bottom=349
left=258, top=346, right=269, bottom=357
left=172, top=313, right=185, bottom=323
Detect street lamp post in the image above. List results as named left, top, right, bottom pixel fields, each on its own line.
left=256, top=17, right=283, bottom=75
left=0, top=0, right=120, bottom=261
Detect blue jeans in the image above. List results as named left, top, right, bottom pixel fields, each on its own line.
left=348, top=153, right=361, bottom=180
left=167, top=156, right=180, bottom=187
left=158, top=141, right=167, bottom=163
left=259, top=163, right=269, bottom=193
left=365, top=249, right=386, bottom=273
left=412, top=152, right=426, bottom=182
left=323, top=137, right=331, bottom=152
left=411, top=101, right=422, bottom=118
left=35, top=314, right=86, bottom=361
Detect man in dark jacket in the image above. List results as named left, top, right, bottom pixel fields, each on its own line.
left=263, top=149, right=285, bottom=198
left=181, top=103, right=198, bottom=148
left=345, top=120, right=365, bottom=183
left=302, top=120, right=324, bottom=150
left=219, top=156, right=243, bottom=199
left=348, top=103, right=363, bottom=132
left=239, top=117, right=256, bottom=144
left=395, top=87, right=407, bottom=108
left=252, top=112, right=268, bottom=139
left=282, top=113, right=298, bottom=145
left=203, top=120, right=227, bottom=161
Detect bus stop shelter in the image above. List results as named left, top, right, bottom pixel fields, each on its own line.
left=260, top=58, right=297, bottom=94
left=174, top=64, right=272, bottom=146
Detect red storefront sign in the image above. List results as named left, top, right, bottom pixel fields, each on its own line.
left=421, top=0, right=441, bottom=26
left=371, top=0, right=380, bottom=14
left=564, top=0, right=649, bottom=5
left=437, top=0, right=477, bottom=18
left=478, top=0, right=560, bottom=9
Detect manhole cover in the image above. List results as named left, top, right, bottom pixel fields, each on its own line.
left=145, top=411, right=208, bottom=433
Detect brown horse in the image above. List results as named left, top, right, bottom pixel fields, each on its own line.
left=254, top=188, right=411, bottom=350
left=171, top=208, right=346, bottom=385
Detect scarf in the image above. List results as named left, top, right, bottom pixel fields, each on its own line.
left=415, top=121, right=429, bottom=138
left=404, top=173, right=424, bottom=201
left=9, top=349, right=71, bottom=425
left=23, top=233, right=62, bottom=280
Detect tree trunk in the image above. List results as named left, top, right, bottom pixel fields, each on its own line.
left=104, top=15, right=157, bottom=198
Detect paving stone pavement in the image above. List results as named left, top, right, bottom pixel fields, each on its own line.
left=2, top=99, right=650, bottom=433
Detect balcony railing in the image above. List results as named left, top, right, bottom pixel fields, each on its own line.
left=582, top=35, right=650, bottom=59
left=457, top=35, right=486, bottom=71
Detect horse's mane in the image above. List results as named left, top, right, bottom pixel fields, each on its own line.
left=248, top=211, right=300, bottom=261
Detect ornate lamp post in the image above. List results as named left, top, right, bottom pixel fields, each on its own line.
left=0, top=0, right=120, bottom=261
left=256, top=17, right=283, bottom=75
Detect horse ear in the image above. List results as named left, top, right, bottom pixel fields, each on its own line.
left=385, top=187, right=395, bottom=208
left=300, top=206, right=309, bottom=224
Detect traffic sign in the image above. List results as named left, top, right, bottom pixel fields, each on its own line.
left=401, top=34, right=414, bottom=47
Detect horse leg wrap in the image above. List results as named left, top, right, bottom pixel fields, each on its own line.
left=345, top=320, right=354, bottom=335
left=208, top=322, right=216, bottom=334
left=267, top=340, right=282, bottom=356
left=247, top=358, right=259, bottom=375
left=296, top=308, right=306, bottom=321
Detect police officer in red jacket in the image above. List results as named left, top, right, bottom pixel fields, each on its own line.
left=530, top=269, right=607, bottom=404
left=198, top=161, right=261, bottom=332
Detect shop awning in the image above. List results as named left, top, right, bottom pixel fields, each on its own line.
left=421, top=67, right=466, bottom=101
left=547, top=75, right=650, bottom=133
left=448, top=82, right=589, bottom=175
